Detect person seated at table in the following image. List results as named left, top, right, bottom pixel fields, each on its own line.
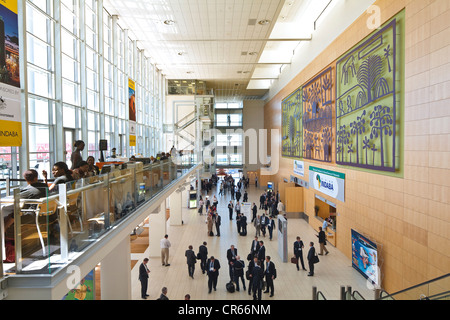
left=2, top=169, right=49, bottom=262
left=71, top=161, right=90, bottom=180
left=86, top=156, right=100, bottom=176
left=42, top=161, right=74, bottom=192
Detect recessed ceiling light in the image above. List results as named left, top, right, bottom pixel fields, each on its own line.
left=186, top=71, right=194, bottom=74
left=249, top=52, right=258, bottom=56
left=258, top=19, right=270, bottom=25
left=242, top=71, right=250, bottom=74
left=164, top=19, right=175, bottom=25
left=178, top=52, right=185, bottom=56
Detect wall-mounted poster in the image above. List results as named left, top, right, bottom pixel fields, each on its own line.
left=302, top=67, right=333, bottom=163
left=351, top=229, right=379, bottom=287
left=282, top=88, right=302, bottom=158
left=335, top=12, right=404, bottom=173
left=0, top=0, right=21, bottom=147
left=309, top=166, right=345, bottom=202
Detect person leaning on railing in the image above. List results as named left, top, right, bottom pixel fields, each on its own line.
left=42, top=162, right=74, bottom=192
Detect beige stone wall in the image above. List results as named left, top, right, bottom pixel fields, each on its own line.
left=264, top=0, right=450, bottom=293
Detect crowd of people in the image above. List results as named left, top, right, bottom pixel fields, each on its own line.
left=137, top=172, right=328, bottom=301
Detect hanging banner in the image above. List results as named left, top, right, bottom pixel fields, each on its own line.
left=128, top=78, right=136, bottom=147
left=309, top=166, right=345, bottom=202
left=0, top=0, right=21, bottom=147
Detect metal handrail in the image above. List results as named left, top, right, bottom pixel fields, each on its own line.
left=316, top=291, right=327, bottom=300
left=351, top=290, right=366, bottom=300
left=378, top=273, right=450, bottom=300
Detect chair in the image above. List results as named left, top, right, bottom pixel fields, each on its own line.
left=66, top=192, right=82, bottom=233
left=22, top=200, right=58, bottom=257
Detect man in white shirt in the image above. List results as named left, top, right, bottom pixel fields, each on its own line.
left=277, top=201, right=284, bottom=215
left=161, top=234, right=171, bottom=266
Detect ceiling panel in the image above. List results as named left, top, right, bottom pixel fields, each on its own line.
left=103, top=0, right=339, bottom=101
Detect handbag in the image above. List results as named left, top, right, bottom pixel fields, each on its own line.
left=291, top=256, right=297, bottom=264
left=313, top=254, right=320, bottom=264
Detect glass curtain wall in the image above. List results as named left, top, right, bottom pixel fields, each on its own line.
left=20, top=0, right=165, bottom=180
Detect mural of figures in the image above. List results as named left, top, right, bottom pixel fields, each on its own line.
left=302, top=67, right=333, bottom=163
left=282, top=88, right=302, bottom=158
left=335, top=14, right=402, bottom=173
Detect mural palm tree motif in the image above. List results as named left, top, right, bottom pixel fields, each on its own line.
left=288, top=116, right=296, bottom=154
left=370, top=105, right=393, bottom=168
left=337, top=125, right=350, bottom=162
left=362, top=136, right=371, bottom=165
left=322, top=127, right=332, bottom=162
left=357, top=55, right=385, bottom=103
left=350, top=110, right=366, bottom=165
left=384, top=45, right=392, bottom=73
left=347, top=144, right=354, bottom=163
left=322, top=74, right=332, bottom=102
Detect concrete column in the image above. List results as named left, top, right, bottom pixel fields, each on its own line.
left=169, top=190, right=183, bottom=226
left=148, top=202, right=167, bottom=257
left=100, top=235, right=131, bottom=300
left=182, top=187, right=189, bottom=208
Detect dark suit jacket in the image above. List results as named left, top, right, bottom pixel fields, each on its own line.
left=251, top=265, right=264, bottom=286
left=294, top=241, right=304, bottom=255
left=206, top=259, right=221, bottom=276
left=257, top=245, right=266, bottom=261
left=185, top=249, right=197, bottom=265
left=233, top=260, right=245, bottom=276
left=267, top=219, right=275, bottom=230
left=198, top=245, right=208, bottom=259
left=139, top=263, right=149, bottom=281
left=264, top=261, right=276, bottom=278
left=307, top=246, right=316, bottom=261
left=250, top=240, right=260, bottom=254
left=227, top=248, right=238, bottom=264
left=318, top=230, right=326, bottom=244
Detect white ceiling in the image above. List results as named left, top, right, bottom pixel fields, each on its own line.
left=103, top=0, right=338, bottom=101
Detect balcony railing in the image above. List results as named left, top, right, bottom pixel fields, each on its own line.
left=1, top=155, right=198, bottom=276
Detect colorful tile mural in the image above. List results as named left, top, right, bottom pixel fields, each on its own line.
left=302, top=67, right=333, bottom=163
left=335, top=15, right=402, bottom=172
left=282, top=88, right=302, bottom=158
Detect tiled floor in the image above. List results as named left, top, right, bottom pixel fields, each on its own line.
left=130, top=182, right=376, bottom=301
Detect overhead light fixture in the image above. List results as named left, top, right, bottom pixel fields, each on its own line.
left=249, top=52, right=258, bottom=56
left=164, top=19, right=175, bottom=25
left=186, top=71, right=194, bottom=74
left=258, top=19, right=270, bottom=25
left=178, top=51, right=185, bottom=56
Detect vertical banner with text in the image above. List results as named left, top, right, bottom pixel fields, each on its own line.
left=0, top=0, right=21, bottom=147
left=128, top=78, right=136, bottom=147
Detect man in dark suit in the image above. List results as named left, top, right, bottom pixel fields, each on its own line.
left=233, top=255, right=246, bottom=292
left=240, top=214, right=247, bottom=236
left=267, top=216, right=275, bottom=240
left=251, top=260, right=264, bottom=300
left=251, top=203, right=257, bottom=222
left=259, top=193, right=266, bottom=209
left=206, top=256, right=221, bottom=293
left=227, top=245, right=238, bottom=281
left=317, top=226, right=329, bottom=255
left=185, top=245, right=197, bottom=278
left=228, top=201, right=234, bottom=220
left=250, top=236, right=260, bottom=258
left=263, top=256, right=276, bottom=297
left=215, top=212, right=221, bottom=236
left=198, top=241, right=208, bottom=274
left=257, top=241, right=266, bottom=265
left=294, top=236, right=307, bottom=271
left=139, top=258, right=150, bottom=299
left=307, top=242, right=316, bottom=276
